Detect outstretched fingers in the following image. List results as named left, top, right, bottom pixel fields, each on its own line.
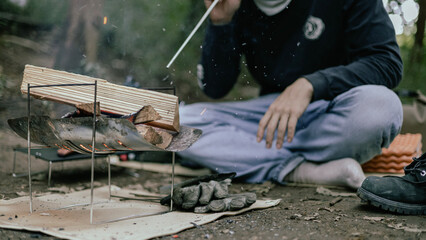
left=257, top=111, right=271, bottom=143
left=276, top=114, right=289, bottom=149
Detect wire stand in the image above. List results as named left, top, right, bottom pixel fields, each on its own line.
left=25, top=83, right=176, bottom=224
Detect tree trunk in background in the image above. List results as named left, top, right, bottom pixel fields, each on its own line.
left=53, top=0, right=104, bottom=75
left=410, top=0, right=426, bottom=63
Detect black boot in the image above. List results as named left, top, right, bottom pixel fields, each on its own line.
left=357, top=152, right=426, bottom=214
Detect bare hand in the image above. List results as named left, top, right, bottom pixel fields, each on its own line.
left=204, top=0, right=241, bottom=25
left=257, top=78, right=314, bottom=149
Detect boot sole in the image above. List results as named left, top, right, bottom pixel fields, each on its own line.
left=357, top=187, right=426, bottom=215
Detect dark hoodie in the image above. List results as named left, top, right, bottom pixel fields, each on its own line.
left=199, top=0, right=402, bottom=101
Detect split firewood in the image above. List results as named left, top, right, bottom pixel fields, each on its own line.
left=155, top=129, right=174, bottom=149
left=136, top=125, right=163, bottom=145
left=75, top=102, right=101, bottom=116
left=135, top=124, right=173, bottom=149
left=133, top=105, right=161, bottom=124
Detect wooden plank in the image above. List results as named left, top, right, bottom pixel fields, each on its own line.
left=21, top=65, right=179, bottom=131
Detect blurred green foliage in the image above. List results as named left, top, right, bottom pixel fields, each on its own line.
left=21, top=0, right=67, bottom=25
left=0, top=73, right=5, bottom=99
left=396, top=35, right=426, bottom=99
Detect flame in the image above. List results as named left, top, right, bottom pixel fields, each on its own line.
left=103, top=16, right=107, bottom=25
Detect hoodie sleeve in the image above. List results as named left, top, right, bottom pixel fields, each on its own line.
left=198, top=21, right=242, bottom=99
left=303, top=0, right=403, bottom=101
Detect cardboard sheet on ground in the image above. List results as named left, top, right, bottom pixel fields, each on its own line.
left=0, top=186, right=280, bottom=240
left=111, top=160, right=212, bottom=177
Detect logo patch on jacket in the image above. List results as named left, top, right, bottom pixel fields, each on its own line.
left=304, top=16, right=324, bottom=40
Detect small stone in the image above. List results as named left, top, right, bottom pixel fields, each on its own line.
left=290, top=214, right=302, bottom=220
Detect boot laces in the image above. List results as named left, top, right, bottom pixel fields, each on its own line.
left=404, top=152, right=426, bottom=179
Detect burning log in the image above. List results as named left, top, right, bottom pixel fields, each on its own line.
left=21, top=65, right=180, bottom=132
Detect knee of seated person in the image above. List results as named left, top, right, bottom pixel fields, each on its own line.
left=341, top=85, right=402, bottom=149
left=349, top=85, right=402, bottom=129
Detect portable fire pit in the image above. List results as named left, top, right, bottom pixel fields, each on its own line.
left=8, top=116, right=202, bottom=154
left=8, top=66, right=202, bottom=224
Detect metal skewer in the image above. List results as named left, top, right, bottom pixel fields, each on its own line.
left=166, top=0, right=220, bottom=68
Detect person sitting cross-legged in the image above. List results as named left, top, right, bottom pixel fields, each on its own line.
left=177, top=0, right=403, bottom=189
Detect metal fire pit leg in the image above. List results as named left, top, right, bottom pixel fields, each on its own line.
left=48, top=161, right=52, bottom=187
left=108, top=155, right=111, bottom=201
left=89, top=81, right=97, bottom=224
left=27, top=83, right=33, bottom=213
left=12, top=151, right=17, bottom=177
left=170, top=152, right=175, bottom=212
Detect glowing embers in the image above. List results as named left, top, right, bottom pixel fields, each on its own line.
left=116, top=140, right=134, bottom=150
left=62, top=145, right=72, bottom=151
left=78, top=144, right=110, bottom=153
left=79, top=144, right=93, bottom=153
left=88, top=144, right=101, bottom=152
left=103, top=143, right=116, bottom=151
left=55, top=144, right=72, bottom=151
left=55, top=144, right=64, bottom=149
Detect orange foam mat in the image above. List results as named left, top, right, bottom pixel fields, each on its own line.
left=362, top=133, right=422, bottom=173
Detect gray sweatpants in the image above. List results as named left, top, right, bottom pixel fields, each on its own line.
left=178, top=85, right=403, bottom=183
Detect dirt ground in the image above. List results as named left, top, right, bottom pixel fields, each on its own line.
left=0, top=155, right=425, bottom=240
left=1, top=33, right=425, bottom=240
